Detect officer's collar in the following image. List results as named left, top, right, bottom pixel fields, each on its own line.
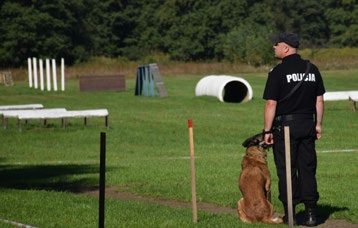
left=282, top=53, right=301, bottom=62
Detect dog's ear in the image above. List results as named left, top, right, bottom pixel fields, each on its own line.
left=242, top=137, right=252, bottom=148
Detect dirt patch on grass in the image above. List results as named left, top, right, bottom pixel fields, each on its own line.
left=76, top=186, right=357, bottom=228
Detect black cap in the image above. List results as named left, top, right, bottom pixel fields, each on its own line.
left=269, top=31, right=300, bottom=48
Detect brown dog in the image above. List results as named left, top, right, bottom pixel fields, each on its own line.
left=237, top=133, right=283, bottom=224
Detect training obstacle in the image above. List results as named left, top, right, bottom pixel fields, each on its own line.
left=0, top=71, right=14, bottom=86
left=135, top=63, right=167, bottom=97
left=195, top=75, right=253, bottom=103
left=0, top=104, right=44, bottom=110
left=0, top=108, right=109, bottom=131
left=324, top=91, right=358, bottom=111
left=79, top=75, right=125, bottom=92
left=27, top=57, right=65, bottom=91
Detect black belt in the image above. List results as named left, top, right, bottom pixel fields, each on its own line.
left=275, top=114, right=315, bottom=122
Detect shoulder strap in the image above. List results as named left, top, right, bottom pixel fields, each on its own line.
left=278, top=60, right=311, bottom=103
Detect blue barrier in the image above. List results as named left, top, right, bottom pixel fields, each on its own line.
left=135, top=65, right=155, bottom=96
left=135, top=63, right=167, bottom=97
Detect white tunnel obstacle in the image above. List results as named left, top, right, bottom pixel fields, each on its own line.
left=195, top=75, right=253, bottom=103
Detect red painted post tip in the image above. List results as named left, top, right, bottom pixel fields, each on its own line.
left=188, top=119, right=193, bottom=128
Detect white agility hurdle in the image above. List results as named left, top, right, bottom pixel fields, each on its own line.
left=17, top=109, right=109, bottom=132
left=1, top=108, right=67, bottom=129
left=0, top=104, right=43, bottom=110
left=324, top=91, right=358, bottom=111
left=1, top=106, right=109, bottom=131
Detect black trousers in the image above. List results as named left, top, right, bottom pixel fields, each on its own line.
left=272, top=116, right=319, bottom=207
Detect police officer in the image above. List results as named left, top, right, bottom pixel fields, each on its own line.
left=262, top=31, right=325, bottom=226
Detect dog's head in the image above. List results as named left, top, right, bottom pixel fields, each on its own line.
left=242, top=133, right=270, bottom=150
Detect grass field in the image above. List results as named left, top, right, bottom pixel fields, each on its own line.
left=0, top=66, right=357, bottom=227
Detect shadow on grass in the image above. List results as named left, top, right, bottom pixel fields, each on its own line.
left=296, top=204, right=349, bottom=226
left=0, top=163, right=109, bottom=193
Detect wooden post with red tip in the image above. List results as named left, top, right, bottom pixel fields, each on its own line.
left=188, top=119, right=197, bottom=223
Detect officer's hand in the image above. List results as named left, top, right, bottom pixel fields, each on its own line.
left=264, top=133, right=274, bottom=145
left=316, top=125, right=322, bottom=140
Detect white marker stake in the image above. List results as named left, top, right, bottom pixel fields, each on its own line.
left=61, top=58, right=65, bottom=91
left=188, top=119, right=198, bottom=223
left=32, top=57, right=38, bottom=89
left=46, top=59, right=51, bottom=91
left=52, top=59, right=58, bottom=91
left=39, top=59, right=44, bottom=91
left=28, top=58, right=33, bottom=88
left=284, top=126, right=294, bottom=228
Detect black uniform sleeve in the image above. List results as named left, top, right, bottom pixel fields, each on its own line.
left=313, top=65, right=326, bottom=96
left=263, top=67, right=281, bottom=101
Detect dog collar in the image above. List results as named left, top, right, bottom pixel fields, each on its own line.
left=259, top=141, right=270, bottom=150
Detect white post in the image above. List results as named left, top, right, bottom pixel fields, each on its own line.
left=61, top=58, right=65, bottom=91
left=39, top=59, right=44, bottom=91
left=32, top=57, right=38, bottom=89
left=28, top=58, right=33, bottom=88
left=52, top=59, right=58, bottom=91
left=46, top=59, right=51, bottom=91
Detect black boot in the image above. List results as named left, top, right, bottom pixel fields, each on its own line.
left=283, top=204, right=297, bottom=225
left=304, top=207, right=317, bottom=227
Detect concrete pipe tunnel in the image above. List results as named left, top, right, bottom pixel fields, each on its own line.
left=195, top=75, right=253, bottom=103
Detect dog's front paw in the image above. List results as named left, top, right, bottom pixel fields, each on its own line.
left=271, top=216, right=283, bottom=224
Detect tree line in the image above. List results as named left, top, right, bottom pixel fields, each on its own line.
left=0, top=0, right=357, bottom=67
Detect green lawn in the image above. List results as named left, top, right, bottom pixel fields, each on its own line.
left=0, top=69, right=357, bottom=227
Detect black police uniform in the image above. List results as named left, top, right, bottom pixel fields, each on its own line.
left=263, top=53, right=325, bottom=208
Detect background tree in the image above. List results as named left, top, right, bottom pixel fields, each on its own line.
left=323, top=0, right=358, bottom=47
left=0, top=0, right=356, bottom=67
